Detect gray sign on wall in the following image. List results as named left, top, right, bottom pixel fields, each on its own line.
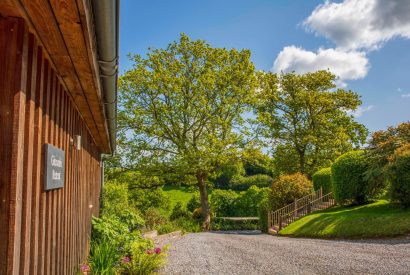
left=44, top=144, right=65, bottom=190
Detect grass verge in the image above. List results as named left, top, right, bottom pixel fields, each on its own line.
left=279, top=200, right=410, bottom=238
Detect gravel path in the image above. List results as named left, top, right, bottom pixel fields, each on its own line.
left=162, top=230, right=410, bottom=275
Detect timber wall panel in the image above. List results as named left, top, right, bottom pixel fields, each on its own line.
left=0, top=17, right=102, bottom=274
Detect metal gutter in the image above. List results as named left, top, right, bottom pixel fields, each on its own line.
left=91, top=0, right=119, bottom=153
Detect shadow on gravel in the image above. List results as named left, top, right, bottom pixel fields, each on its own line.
left=209, top=230, right=262, bottom=235
left=334, top=237, right=410, bottom=245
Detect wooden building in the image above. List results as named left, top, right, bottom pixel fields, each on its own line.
left=0, top=0, right=119, bottom=273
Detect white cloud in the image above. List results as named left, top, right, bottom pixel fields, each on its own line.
left=273, top=46, right=369, bottom=83
left=304, top=0, right=410, bottom=51
left=401, top=93, right=410, bottom=98
left=397, top=88, right=402, bottom=92
left=347, top=105, right=374, bottom=118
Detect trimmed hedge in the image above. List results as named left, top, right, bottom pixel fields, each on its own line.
left=388, top=144, right=410, bottom=206
left=312, top=167, right=332, bottom=194
left=229, top=174, right=273, bottom=191
left=331, top=150, right=368, bottom=205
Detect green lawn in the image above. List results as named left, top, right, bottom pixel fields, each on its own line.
left=162, top=185, right=196, bottom=208
left=279, top=200, right=410, bottom=238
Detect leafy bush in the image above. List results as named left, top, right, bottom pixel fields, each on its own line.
left=88, top=240, right=118, bottom=275
left=234, top=186, right=270, bottom=216
left=172, top=217, right=202, bottom=233
left=212, top=162, right=246, bottom=189
left=192, top=207, right=202, bottom=220
left=209, top=189, right=239, bottom=217
left=229, top=174, right=273, bottom=191
left=211, top=218, right=259, bottom=230
left=270, top=173, right=313, bottom=209
left=331, top=150, right=369, bottom=204
left=129, top=187, right=171, bottom=213
left=312, top=167, right=332, bottom=194
left=169, top=202, right=190, bottom=221
left=186, top=193, right=201, bottom=212
left=120, top=241, right=168, bottom=275
left=258, top=196, right=270, bottom=232
left=388, top=144, right=410, bottom=206
left=143, top=208, right=168, bottom=230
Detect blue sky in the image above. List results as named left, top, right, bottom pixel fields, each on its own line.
left=119, top=0, right=410, bottom=133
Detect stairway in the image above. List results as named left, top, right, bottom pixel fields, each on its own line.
left=268, top=188, right=336, bottom=234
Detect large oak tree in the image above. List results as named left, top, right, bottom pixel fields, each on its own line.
left=118, top=34, right=255, bottom=229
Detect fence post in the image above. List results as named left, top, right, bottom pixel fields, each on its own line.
left=294, top=199, right=297, bottom=218
left=279, top=215, right=282, bottom=231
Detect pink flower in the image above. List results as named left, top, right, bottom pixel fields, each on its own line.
left=146, top=249, right=154, bottom=255
left=122, top=256, right=131, bottom=264
left=80, top=264, right=90, bottom=272
left=154, top=247, right=161, bottom=254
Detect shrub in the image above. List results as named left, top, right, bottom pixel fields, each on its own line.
left=192, top=207, right=202, bottom=220
left=120, top=241, right=168, bottom=275
left=229, top=174, right=273, bottom=191
left=270, top=173, right=313, bottom=209
left=312, top=167, right=332, bottom=194
left=211, top=218, right=259, bottom=231
left=187, top=193, right=201, bottom=212
left=258, top=196, right=270, bottom=232
left=172, top=217, right=202, bottom=233
left=144, top=208, right=167, bottom=230
left=129, top=187, right=171, bottom=213
left=212, top=162, right=246, bottom=189
left=388, top=144, right=410, bottom=206
left=331, top=150, right=369, bottom=205
left=234, top=186, right=270, bottom=217
left=210, top=189, right=239, bottom=217
left=169, top=202, right=190, bottom=221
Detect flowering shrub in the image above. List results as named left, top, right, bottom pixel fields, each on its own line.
left=119, top=241, right=169, bottom=275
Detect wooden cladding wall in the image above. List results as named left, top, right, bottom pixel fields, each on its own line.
left=0, top=17, right=102, bottom=274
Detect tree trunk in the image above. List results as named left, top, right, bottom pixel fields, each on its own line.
left=196, top=172, right=211, bottom=231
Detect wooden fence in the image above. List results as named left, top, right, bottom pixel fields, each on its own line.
left=268, top=188, right=336, bottom=232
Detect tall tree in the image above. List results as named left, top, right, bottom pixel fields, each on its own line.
left=118, top=34, right=256, bottom=229
left=255, top=70, right=368, bottom=176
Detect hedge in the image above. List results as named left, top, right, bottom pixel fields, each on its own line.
left=312, top=167, right=332, bottom=194
left=331, top=150, right=368, bottom=204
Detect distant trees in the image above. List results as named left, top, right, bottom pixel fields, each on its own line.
left=255, top=71, right=368, bottom=177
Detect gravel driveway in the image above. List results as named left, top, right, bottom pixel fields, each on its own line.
left=161, top=230, right=410, bottom=275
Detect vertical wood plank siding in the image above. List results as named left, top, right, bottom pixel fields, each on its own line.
left=0, top=17, right=102, bottom=274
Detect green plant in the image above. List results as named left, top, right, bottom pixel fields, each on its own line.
left=331, top=150, right=369, bottom=205
left=270, top=173, right=313, bottom=209
left=169, top=202, right=190, bottom=221
left=258, top=196, right=270, bottom=232
left=388, top=144, right=410, bottom=206
left=88, top=240, right=118, bottom=275
left=211, top=218, right=259, bottom=230
left=120, top=241, right=168, bottom=275
left=156, top=223, right=178, bottom=235
left=144, top=208, right=168, bottom=230
left=210, top=189, right=239, bottom=217
left=234, top=186, right=270, bottom=216
left=192, top=207, right=202, bottom=220
left=173, top=217, right=202, bottom=233
left=186, top=193, right=201, bottom=212
left=312, top=167, right=332, bottom=194
left=130, top=187, right=171, bottom=213
left=229, top=174, right=273, bottom=191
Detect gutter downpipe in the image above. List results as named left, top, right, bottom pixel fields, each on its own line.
left=91, top=0, right=119, bottom=154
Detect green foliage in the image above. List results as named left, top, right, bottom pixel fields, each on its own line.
left=234, top=186, right=270, bottom=216
left=211, top=162, right=246, bottom=189
left=242, top=148, right=273, bottom=176
left=120, top=241, right=168, bottom=275
left=129, top=187, right=170, bottom=213
left=172, top=217, right=202, bottom=233
left=312, top=167, right=332, bottom=194
left=211, top=218, right=260, bottom=231
left=331, top=151, right=369, bottom=204
left=279, top=200, right=410, bottom=238
left=187, top=193, right=201, bottom=212
left=258, top=196, right=270, bottom=232
left=229, top=174, right=273, bottom=191
left=270, top=173, right=313, bottom=209
left=162, top=185, right=196, bottom=209
left=119, top=34, right=257, bottom=228
left=89, top=240, right=118, bottom=275
left=143, top=208, right=168, bottom=231
left=169, top=202, right=191, bottom=221
left=388, top=144, right=410, bottom=206
left=210, top=189, right=239, bottom=217
left=256, top=70, right=368, bottom=176
left=365, top=122, right=410, bottom=195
